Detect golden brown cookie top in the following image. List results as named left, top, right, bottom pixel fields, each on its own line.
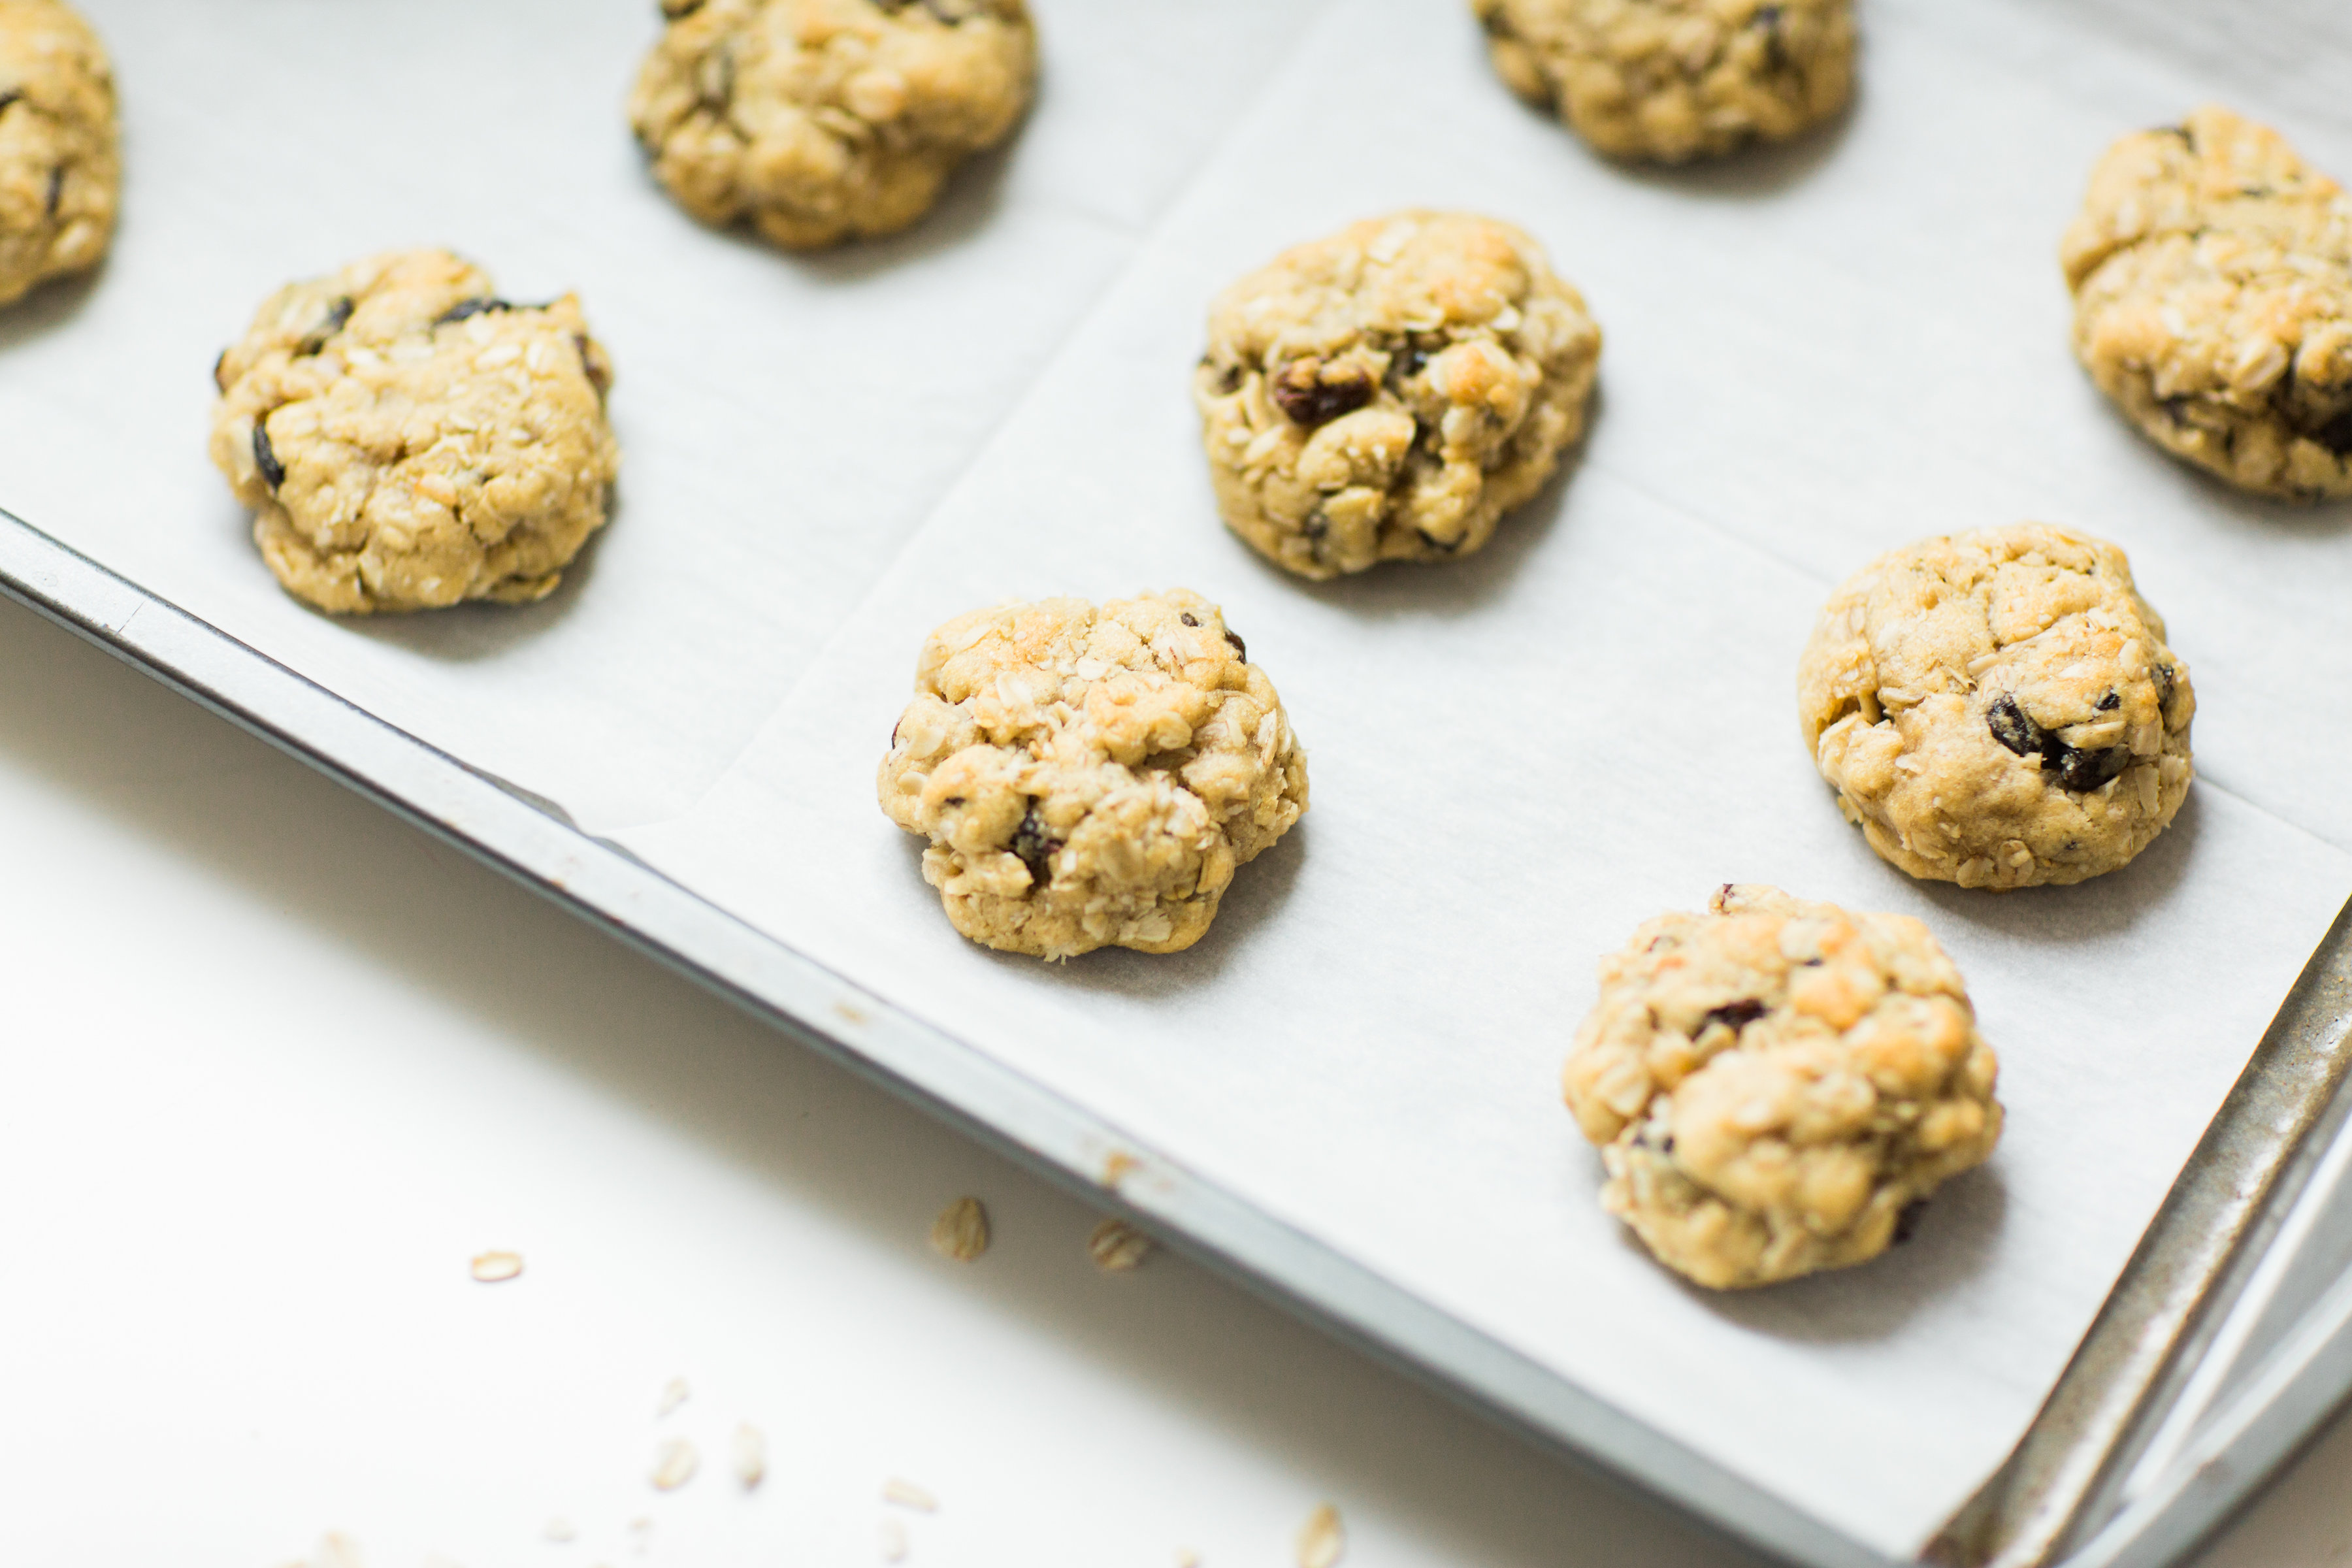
left=630, top=0, right=1036, bottom=250
left=0, top=0, right=117, bottom=306
left=879, top=592, right=1307, bottom=960
left=2061, top=106, right=2352, bottom=497
left=209, top=249, right=619, bottom=614
left=1472, top=0, right=1855, bottom=164
left=1566, top=884, right=2002, bottom=1288
left=1194, top=211, right=1600, bottom=578
left=1798, top=525, right=2194, bottom=890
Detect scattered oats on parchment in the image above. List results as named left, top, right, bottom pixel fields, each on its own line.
left=1088, top=1217, right=1156, bottom=1271
left=733, top=1422, right=768, bottom=1490
left=1297, top=1503, right=1345, bottom=1568
left=655, top=1377, right=690, bottom=1418
left=1175, top=1551, right=1201, bottom=1567
left=469, top=1250, right=524, bottom=1283
left=930, top=1196, right=990, bottom=1262
left=879, top=1518, right=910, bottom=1563
left=650, top=1437, right=700, bottom=1492
left=883, top=1477, right=939, bottom=1512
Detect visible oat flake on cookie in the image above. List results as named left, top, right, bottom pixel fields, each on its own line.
left=1798, top=524, right=2194, bottom=889
left=0, top=0, right=116, bottom=306
left=1471, top=0, right=1854, bottom=164
left=2063, top=105, right=2352, bottom=500
left=1196, top=212, right=1600, bottom=579
left=629, top=0, right=1036, bottom=251
left=878, top=591, right=1308, bottom=959
left=1565, top=885, right=2002, bottom=1289
left=209, top=249, right=619, bottom=614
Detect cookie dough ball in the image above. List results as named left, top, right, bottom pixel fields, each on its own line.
left=629, top=0, right=1036, bottom=252
left=0, top=0, right=117, bottom=307
left=2062, top=106, right=2352, bottom=500
left=1799, top=525, right=2194, bottom=890
left=877, top=591, right=1308, bottom=960
left=1565, top=884, right=2001, bottom=1290
left=1195, top=211, right=1601, bottom=580
left=209, top=250, right=620, bottom=615
left=1471, top=0, right=1854, bottom=164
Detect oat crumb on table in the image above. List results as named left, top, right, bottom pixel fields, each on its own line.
left=1296, top=1503, right=1345, bottom=1568
left=1470, top=0, right=1854, bottom=164
left=2063, top=104, right=2352, bottom=500
left=209, top=248, right=619, bottom=615
left=1798, top=523, right=2194, bottom=889
left=930, top=1194, right=990, bottom=1260
left=1087, top=1217, right=1155, bottom=1271
left=629, top=0, right=1037, bottom=252
left=883, top=1476, right=939, bottom=1511
left=650, top=1435, right=700, bottom=1491
left=468, top=1249, right=524, bottom=1283
left=1565, top=884, right=2003, bottom=1289
left=878, top=591, right=1307, bottom=960
left=1196, top=212, right=1599, bottom=580
left=734, top=1422, right=768, bottom=1489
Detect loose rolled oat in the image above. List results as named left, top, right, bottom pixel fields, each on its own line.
left=929, top=1195, right=990, bottom=1260
left=1086, top=1217, right=1154, bottom=1272
left=733, top=1422, right=768, bottom=1489
left=210, top=249, right=619, bottom=614
left=468, top=1249, right=524, bottom=1283
left=2063, top=105, right=2352, bottom=500
left=1196, top=212, right=1599, bottom=579
left=0, top=0, right=115, bottom=307
left=1799, top=523, right=2194, bottom=889
left=1471, top=0, right=1854, bottom=164
left=650, top=1436, right=700, bottom=1491
left=1295, top=1503, right=1345, bottom=1568
left=882, top=1477, right=938, bottom=1511
left=1565, top=885, right=2002, bottom=1289
left=878, top=591, right=1308, bottom=959
left=629, top=0, right=1036, bottom=252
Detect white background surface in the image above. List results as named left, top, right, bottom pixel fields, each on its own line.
left=1, top=574, right=2347, bottom=1567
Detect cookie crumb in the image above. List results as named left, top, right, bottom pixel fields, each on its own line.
left=733, top=1422, right=767, bottom=1490
left=930, top=1197, right=990, bottom=1262
left=655, top=1377, right=689, bottom=1417
left=879, top=1518, right=910, bottom=1563
left=1087, top=1218, right=1155, bottom=1272
left=469, top=1250, right=523, bottom=1284
left=883, top=1477, right=939, bottom=1512
left=650, top=1437, right=700, bottom=1492
left=1296, top=1504, right=1345, bottom=1568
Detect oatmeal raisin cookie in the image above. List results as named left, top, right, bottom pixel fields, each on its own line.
left=877, top=591, right=1307, bottom=960
left=1565, top=884, right=2002, bottom=1289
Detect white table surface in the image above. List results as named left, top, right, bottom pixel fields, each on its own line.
left=1, top=591, right=2344, bottom=1568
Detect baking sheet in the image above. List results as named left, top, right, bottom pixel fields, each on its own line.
left=4, top=0, right=2352, bottom=1560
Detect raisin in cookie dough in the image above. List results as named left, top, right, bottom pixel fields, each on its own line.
left=1564, top=884, right=2002, bottom=1290
left=877, top=591, right=1307, bottom=961
left=629, top=0, right=1036, bottom=252
left=210, top=250, right=619, bottom=615
left=1195, top=211, right=1601, bottom=580
left=2063, top=105, right=2352, bottom=500
left=1799, top=525, right=2194, bottom=890
left=1471, top=0, right=1854, bottom=165
left=0, top=0, right=116, bottom=307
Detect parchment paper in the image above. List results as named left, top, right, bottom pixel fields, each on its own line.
left=5, top=0, right=2352, bottom=1558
